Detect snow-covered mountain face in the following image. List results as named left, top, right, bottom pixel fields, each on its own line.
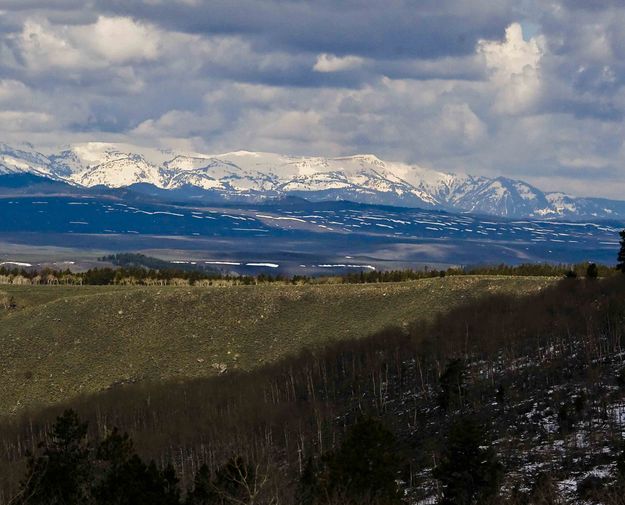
left=1, top=142, right=623, bottom=220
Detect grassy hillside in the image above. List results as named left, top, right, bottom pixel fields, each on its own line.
left=0, top=276, right=554, bottom=415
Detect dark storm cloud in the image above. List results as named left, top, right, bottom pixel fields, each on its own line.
left=91, top=0, right=515, bottom=60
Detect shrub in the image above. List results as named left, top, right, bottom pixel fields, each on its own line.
left=0, top=292, right=15, bottom=310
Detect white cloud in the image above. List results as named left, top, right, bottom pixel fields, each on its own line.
left=313, top=53, right=365, bottom=73
left=15, top=16, right=161, bottom=70
left=478, top=23, right=545, bottom=114
left=0, top=110, right=54, bottom=131
left=74, top=16, right=160, bottom=63
left=18, top=19, right=87, bottom=69
left=132, top=109, right=224, bottom=138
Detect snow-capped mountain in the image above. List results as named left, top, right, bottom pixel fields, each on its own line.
left=1, top=142, right=624, bottom=220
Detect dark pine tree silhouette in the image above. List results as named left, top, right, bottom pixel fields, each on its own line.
left=185, top=464, right=213, bottom=505
left=586, top=262, right=599, bottom=279
left=94, top=427, right=180, bottom=505
left=438, top=359, right=466, bottom=411
left=15, top=410, right=92, bottom=505
left=301, top=417, right=404, bottom=504
left=14, top=411, right=183, bottom=505
left=433, top=417, right=503, bottom=505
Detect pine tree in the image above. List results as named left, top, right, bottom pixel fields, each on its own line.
left=186, top=464, right=214, bottom=505
left=617, top=230, right=625, bottom=273
left=302, top=417, right=404, bottom=504
left=94, top=428, right=181, bottom=505
left=433, top=417, right=503, bottom=505
left=438, top=359, right=466, bottom=411
left=162, top=464, right=182, bottom=505
left=16, top=410, right=92, bottom=505
left=94, top=455, right=180, bottom=505
left=586, top=262, right=598, bottom=279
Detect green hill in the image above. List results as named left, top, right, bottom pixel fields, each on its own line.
left=0, top=276, right=554, bottom=415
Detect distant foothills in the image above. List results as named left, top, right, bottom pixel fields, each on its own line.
left=2, top=142, right=625, bottom=220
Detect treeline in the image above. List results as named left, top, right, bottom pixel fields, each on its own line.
left=4, top=276, right=625, bottom=502
left=339, top=261, right=613, bottom=283
left=0, top=261, right=616, bottom=287
left=102, top=253, right=219, bottom=273
left=0, top=266, right=299, bottom=287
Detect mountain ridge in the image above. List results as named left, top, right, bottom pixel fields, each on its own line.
left=1, top=142, right=624, bottom=220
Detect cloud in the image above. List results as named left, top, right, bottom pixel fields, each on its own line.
left=75, top=16, right=160, bottom=63
left=132, top=109, right=225, bottom=140
left=437, top=103, right=487, bottom=146
left=0, top=110, right=54, bottom=131
left=75, top=0, right=524, bottom=69
left=313, top=53, right=365, bottom=73
left=14, top=16, right=160, bottom=71
left=0, top=79, right=30, bottom=102
left=477, top=23, right=545, bottom=114
left=1, top=1, right=625, bottom=198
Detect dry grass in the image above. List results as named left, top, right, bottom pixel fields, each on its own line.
left=0, top=276, right=554, bottom=415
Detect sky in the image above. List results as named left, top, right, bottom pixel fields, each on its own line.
left=0, top=1, right=624, bottom=198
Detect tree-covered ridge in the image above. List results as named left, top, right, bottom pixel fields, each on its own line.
left=5, top=277, right=625, bottom=502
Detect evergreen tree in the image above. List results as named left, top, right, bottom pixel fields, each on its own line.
left=94, top=428, right=181, bottom=505
left=162, top=464, right=182, bottom=505
left=301, top=418, right=404, bottom=504
left=185, top=464, right=215, bottom=505
left=586, top=262, right=598, bottom=279
left=617, top=230, right=625, bottom=273
left=12, top=411, right=182, bottom=505
left=438, top=359, right=466, bottom=411
left=433, top=417, right=503, bottom=505
left=16, top=410, right=92, bottom=505
left=94, top=454, right=180, bottom=505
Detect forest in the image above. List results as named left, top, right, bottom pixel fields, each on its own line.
left=3, top=273, right=625, bottom=503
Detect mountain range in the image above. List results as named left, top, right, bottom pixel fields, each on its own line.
left=1, top=142, right=624, bottom=220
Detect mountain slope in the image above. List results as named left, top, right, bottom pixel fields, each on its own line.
left=0, top=142, right=623, bottom=220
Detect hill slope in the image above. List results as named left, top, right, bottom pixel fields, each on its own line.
left=2, top=277, right=625, bottom=504
left=0, top=277, right=553, bottom=414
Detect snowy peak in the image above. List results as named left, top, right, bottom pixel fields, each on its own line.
left=454, top=177, right=551, bottom=217
left=0, top=142, right=624, bottom=220
left=0, top=143, right=54, bottom=179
